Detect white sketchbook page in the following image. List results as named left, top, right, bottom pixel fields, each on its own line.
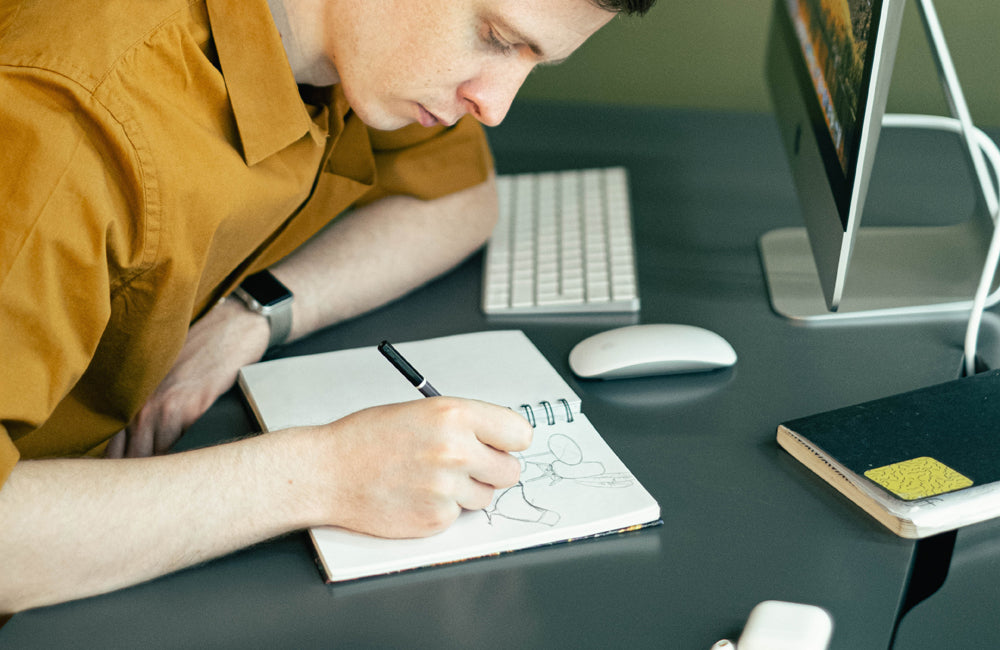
left=238, top=329, right=660, bottom=582
left=238, top=330, right=581, bottom=432
left=310, top=413, right=660, bottom=582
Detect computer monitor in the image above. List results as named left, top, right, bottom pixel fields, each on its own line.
left=760, top=0, right=998, bottom=321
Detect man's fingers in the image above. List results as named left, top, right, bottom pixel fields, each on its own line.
left=124, top=424, right=154, bottom=458
left=105, top=430, right=126, bottom=458
left=457, top=478, right=500, bottom=512
left=467, top=400, right=534, bottom=453
left=469, top=445, right=522, bottom=490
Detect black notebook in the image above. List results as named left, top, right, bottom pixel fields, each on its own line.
left=777, top=369, right=1000, bottom=538
left=238, top=330, right=661, bottom=581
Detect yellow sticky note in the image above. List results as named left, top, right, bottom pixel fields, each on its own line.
left=864, top=457, right=973, bottom=500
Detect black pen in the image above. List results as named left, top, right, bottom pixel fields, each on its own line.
left=378, top=340, right=441, bottom=397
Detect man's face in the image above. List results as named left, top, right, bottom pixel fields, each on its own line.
left=323, top=0, right=615, bottom=130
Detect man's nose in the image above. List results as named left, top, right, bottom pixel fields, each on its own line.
left=458, top=62, right=534, bottom=127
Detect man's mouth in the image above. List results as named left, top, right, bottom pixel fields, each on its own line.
left=417, top=104, right=441, bottom=128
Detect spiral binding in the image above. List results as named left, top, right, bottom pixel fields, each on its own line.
left=519, top=399, right=575, bottom=428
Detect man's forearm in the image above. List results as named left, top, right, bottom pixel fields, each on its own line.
left=0, top=428, right=321, bottom=613
left=1, top=396, right=529, bottom=614
left=271, top=175, right=499, bottom=340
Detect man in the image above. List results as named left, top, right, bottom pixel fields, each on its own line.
left=0, top=0, right=654, bottom=613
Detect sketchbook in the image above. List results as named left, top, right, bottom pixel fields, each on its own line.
left=777, top=369, right=1000, bottom=539
left=238, top=330, right=661, bottom=582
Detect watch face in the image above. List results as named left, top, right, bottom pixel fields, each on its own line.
left=241, top=271, right=291, bottom=308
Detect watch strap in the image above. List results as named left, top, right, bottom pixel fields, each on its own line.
left=265, top=301, right=292, bottom=348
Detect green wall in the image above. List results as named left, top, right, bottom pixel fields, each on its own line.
left=518, top=1, right=1000, bottom=127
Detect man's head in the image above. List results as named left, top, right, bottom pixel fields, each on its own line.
left=320, top=0, right=655, bottom=131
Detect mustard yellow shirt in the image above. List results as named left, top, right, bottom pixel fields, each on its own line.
left=0, top=0, right=493, bottom=486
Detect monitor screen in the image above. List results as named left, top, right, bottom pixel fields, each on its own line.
left=762, top=0, right=905, bottom=312
left=787, top=0, right=876, bottom=175
left=784, top=0, right=881, bottom=229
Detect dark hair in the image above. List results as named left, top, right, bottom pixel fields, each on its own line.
left=592, top=0, right=656, bottom=16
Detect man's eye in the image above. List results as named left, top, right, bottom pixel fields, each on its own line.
left=485, top=28, right=515, bottom=56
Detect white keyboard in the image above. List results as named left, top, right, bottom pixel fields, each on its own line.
left=482, top=167, right=640, bottom=315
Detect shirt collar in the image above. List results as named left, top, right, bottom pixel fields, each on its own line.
left=206, top=0, right=329, bottom=165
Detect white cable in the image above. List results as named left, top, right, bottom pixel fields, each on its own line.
left=882, top=114, right=999, bottom=218
left=907, top=0, right=1000, bottom=375
left=963, top=134, right=1000, bottom=376
left=915, top=0, right=998, bottom=220
left=882, top=114, right=1000, bottom=376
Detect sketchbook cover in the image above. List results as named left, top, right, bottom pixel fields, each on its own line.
left=238, top=330, right=661, bottom=582
left=779, top=369, right=1000, bottom=502
left=777, top=369, right=1000, bottom=538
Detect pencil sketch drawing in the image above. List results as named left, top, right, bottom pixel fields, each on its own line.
left=484, top=433, right=634, bottom=526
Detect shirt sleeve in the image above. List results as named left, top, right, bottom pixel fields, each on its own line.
left=0, top=69, right=138, bottom=487
left=357, top=115, right=494, bottom=206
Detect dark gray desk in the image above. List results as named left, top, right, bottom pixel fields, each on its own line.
left=4, top=104, right=995, bottom=649
left=893, top=517, right=1000, bottom=648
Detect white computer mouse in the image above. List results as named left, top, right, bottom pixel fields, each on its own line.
left=568, top=323, right=737, bottom=380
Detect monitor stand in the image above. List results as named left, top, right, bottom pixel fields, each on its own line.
left=761, top=215, right=995, bottom=322
left=761, top=0, right=1000, bottom=323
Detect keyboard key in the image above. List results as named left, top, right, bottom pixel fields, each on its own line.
left=482, top=167, right=640, bottom=315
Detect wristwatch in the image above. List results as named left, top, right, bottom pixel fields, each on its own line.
left=233, top=270, right=294, bottom=349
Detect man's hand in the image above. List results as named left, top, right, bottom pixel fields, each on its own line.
left=1, top=395, right=531, bottom=613
left=105, top=299, right=269, bottom=458
left=312, top=397, right=533, bottom=538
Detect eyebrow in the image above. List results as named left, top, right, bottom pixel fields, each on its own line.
left=491, top=14, right=570, bottom=66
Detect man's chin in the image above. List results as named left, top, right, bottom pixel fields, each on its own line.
left=348, top=103, right=415, bottom=132
left=337, top=88, right=406, bottom=130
